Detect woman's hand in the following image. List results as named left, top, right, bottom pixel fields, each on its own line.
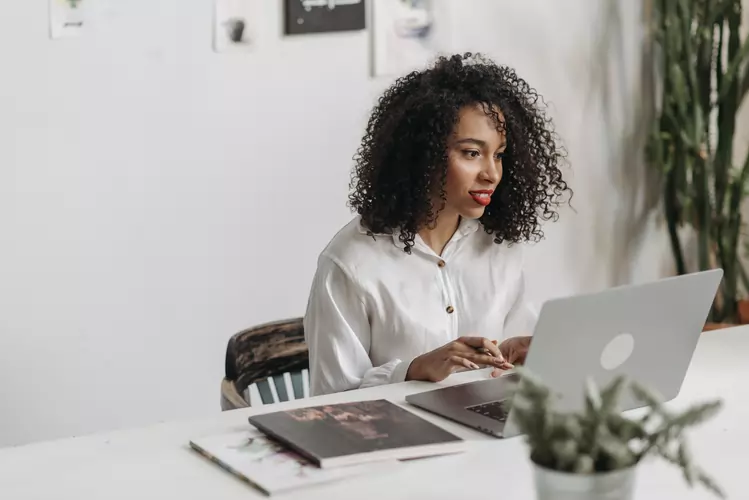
left=406, top=336, right=514, bottom=383
left=491, top=335, right=532, bottom=378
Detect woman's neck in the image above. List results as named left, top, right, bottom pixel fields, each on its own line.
left=418, top=213, right=461, bottom=256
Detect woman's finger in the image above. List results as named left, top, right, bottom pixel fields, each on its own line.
left=511, top=350, right=527, bottom=365
left=460, top=337, right=502, bottom=358
left=457, top=336, right=493, bottom=349
left=456, top=336, right=502, bottom=358
left=503, top=346, right=517, bottom=364
left=503, top=341, right=528, bottom=365
left=449, top=355, right=480, bottom=371
left=454, top=338, right=513, bottom=369
left=463, top=352, right=513, bottom=369
left=479, top=337, right=502, bottom=357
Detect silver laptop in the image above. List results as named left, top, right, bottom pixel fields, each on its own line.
left=406, top=270, right=723, bottom=438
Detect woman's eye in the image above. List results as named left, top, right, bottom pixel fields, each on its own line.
left=495, top=153, right=505, bottom=160
left=463, top=150, right=480, bottom=158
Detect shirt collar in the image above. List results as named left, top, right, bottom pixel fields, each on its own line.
left=355, top=217, right=480, bottom=250
left=456, top=217, right=480, bottom=237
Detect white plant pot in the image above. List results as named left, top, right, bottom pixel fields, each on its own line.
left=533, top=462, right=636, bottom=500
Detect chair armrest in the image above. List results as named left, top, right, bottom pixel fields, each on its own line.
left=220, top=378, right=250, bottom=411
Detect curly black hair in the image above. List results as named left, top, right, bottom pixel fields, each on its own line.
left=348, top=52, right=572, bottom=253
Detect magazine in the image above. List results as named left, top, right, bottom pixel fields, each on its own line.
left=248, top=399, right=465, bottom=468
left=190, top=429, right=393, bottom=496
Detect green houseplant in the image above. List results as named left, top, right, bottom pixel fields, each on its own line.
left=646, top=0, right=749, bottom=323
left=510, top=369, right=725, bottom=500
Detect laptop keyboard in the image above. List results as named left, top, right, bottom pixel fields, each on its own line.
left=466, top=400, right=510, bottom=422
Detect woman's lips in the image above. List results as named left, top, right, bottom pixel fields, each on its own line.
left=469, top=190, right=493, bottom=206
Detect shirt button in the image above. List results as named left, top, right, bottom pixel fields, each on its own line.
left=446, top=306, right=455, bottom=314
left=437, top=260, right=446, bottom=268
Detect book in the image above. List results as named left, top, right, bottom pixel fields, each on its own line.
left=189, top=429, right=393, bottom=496
left=248, top=399, right=465, bottom=468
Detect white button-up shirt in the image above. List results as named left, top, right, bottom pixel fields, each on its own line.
left=304, top=216, right=538, bottom=396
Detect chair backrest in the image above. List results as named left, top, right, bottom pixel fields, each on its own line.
left=221, top=317, right=309, bottom=410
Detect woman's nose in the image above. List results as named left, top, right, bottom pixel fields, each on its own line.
left=481, top=158, right=501, bottom=184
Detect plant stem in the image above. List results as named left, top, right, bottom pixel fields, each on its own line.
left=664, top=172, right=687, bottom=275
left=693, top=154, right=711, bottom=272
left=738, top=258, right=749, bottom=296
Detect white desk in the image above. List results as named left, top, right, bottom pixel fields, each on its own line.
left=2, top=327, right=748, bottom=500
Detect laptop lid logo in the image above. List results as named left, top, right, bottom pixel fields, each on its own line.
left=600, top=332, right=635, bottom=370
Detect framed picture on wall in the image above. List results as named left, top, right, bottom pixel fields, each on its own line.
left=284, top=0, right=366, bottom=35
left=371, top=0, right=438, bottom=77
left=214, top=0, right=256, bottom=53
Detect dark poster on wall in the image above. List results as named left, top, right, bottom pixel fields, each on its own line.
left=284, top=0, right=366, bottom=35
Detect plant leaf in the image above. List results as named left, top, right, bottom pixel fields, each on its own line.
left=657, top=445, right=727, bottom=499
left=667, top=400, right=723, bottom=430
left=630, top=381, right=667, bottom=412
left=678, top=438, right=695, bottom=486
left=739, top=59, right=749, bottom=103
left=719, top=26, right=749, bottom=101
left=707, top=0, right=736, bottom=25
left=598, top=426, right=637, bottom=470
left=550, top=439, right=578, bottom=471
left=584, top=377, right=603, bottom=413
left=608, top=413, right=648, bottom=442
left=600, top=376, right=627, bottom=414
left=573, top=454, right=594, bottom=474
left=695, top=469, right=728, bottom=500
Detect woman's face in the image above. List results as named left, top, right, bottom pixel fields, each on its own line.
left=441, top=104, right=505, bottom=221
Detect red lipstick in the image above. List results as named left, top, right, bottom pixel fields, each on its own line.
left=469, top=190, right=493, bottom=207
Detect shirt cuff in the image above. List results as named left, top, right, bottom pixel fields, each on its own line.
left=390, top=358, right=412, bottom=384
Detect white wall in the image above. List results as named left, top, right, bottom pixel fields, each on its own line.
left=450, top=0, right=677, bottom=293
left=0, top=0, right=676, bottom=447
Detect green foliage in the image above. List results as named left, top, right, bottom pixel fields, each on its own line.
left=510, top=368, right=725, bottom=498
left=646, top=0, right=749, bottom=322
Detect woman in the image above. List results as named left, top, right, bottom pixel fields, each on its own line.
left=304, top=53, right=571, bottom=396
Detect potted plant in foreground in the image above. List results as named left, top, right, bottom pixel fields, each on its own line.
left=510, top=369, right=725, bottom=500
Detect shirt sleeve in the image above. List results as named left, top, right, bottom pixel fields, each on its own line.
left=303, top=255, right=410, bottom=396
left=503, top=260, right=539, bottom=338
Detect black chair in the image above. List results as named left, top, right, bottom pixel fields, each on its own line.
left=220, top=317, right=309, bottom=410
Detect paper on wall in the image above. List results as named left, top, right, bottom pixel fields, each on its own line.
left=49, top=0, right=88, bottom=39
